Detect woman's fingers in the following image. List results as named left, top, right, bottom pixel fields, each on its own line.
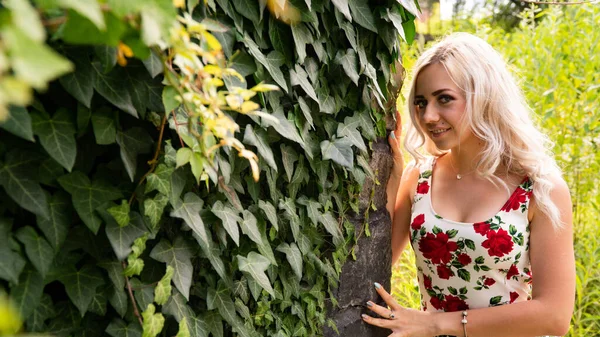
left=395, top=110, right=402, bottom=136
left=366, top=300, right=396, bottom=319
left=361, top=314, right=393, bottom=329
left=374, top=282, right=401, bottom=310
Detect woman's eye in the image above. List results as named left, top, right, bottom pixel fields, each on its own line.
left=439, top=95, right=453, bottom=104
left=414, top=100, right=427, bottom=109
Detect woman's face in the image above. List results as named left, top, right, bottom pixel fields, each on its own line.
left=413, top=63, right=473, bottom=151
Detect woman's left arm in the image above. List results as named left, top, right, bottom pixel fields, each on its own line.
left=364, top=176, right=576, bottom=337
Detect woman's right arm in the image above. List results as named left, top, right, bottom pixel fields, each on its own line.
left=391, top=164, right=420, bottom=264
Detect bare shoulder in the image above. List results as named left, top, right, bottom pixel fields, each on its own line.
left=400, top=160, right=424, bottom=202
left=530, top=174, right=572, bottom=223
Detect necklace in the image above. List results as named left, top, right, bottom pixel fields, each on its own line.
left=448, top=156, right=475, bottom=180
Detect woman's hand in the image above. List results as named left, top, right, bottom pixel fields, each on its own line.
left=362, top=283, right=436, bottom=337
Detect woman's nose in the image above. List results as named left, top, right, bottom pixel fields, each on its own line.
left=421, top=105, right=440, bottom=124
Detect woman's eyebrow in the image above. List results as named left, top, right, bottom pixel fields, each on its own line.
left=432, top=88, right=452, bottom=96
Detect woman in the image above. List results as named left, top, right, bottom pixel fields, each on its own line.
left=363, top=33, right=575, bottom=337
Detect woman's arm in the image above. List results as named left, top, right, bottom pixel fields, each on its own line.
left=365, top=175, right=576, bottom=337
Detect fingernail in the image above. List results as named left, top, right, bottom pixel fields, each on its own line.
left=361, top=314, right=368, bottom=320
left=390, top=131, right=396, bottom=139
left=366, top=301, right=373, bottom=307
left=374, top=282, right=381, bottom=289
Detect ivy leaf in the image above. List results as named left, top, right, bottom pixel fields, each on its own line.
left=269, top=17, right=293, bottom=63
left=108, top=284, right=128, bottom=318
left=319, top=212, right=344, bottom=247
left=337, top=117, right=366, bottom=152
left=170, top=193, right=209, bottom=250
left=348, top=0, right=377, bottom=33
left=144, top=194, right=169, bottom=230
left=4, top=0, right=45, bottom=42
left=207, top=282, right=239, bottom=327
left=0, top=243, right=26, bottom=284
left=203, top=311, right=223, bottom=337
left=116, top=127, right=153, bottom=182
left=154, top=265, right=174, bottom=305
left=232, top=0, right=259, bottom=24
left=290, top=24, right=312, bottom=63
left=176, top=318, right=191, bottom=337
left=58, top=171, right=122, bottom=234
left=91, top=108, right=117, bottom=145
left=149, top=237, right=194, bottom=300
left=332, top=0, right=352, bottom=21
left=31, top=108, right=77, bottom=172
left=280, top=144, right=298, bottom=182
left=0, top=106, right=34, bottom=142
left=290, top=65, right=318, bottom=102
left=145, top=164, right=174, bottom=195
left=243, top=124, right=277, bottom=171
left=10, top=268, right=44, bottom=321
left=264, top=109, right=306, bottom=149
left=143, top=51, right=163, bottom=78
left=26, top=293, right=56, bottom=332
left=211, top=201, right=241, bottom=246
left=105, top=211, right=148, bottom=261
left=276, top=243, right=303, bottom=280
left=58, top=264, right=104, bottom=317
left=88, top=285, right=108, bottom=316
left=142, top=304, right=165, bottom=337
left=59, top=52, right=96, bottom=108
left=334, top=49, right=360, bottom=86
left=106, top=318, right=142, bottom=337
left=258, top=200, right=278, bottom=231
left=95, top=46, right=118, bottom=74
left=304, top=198, right=321, bottom=226
left=240, top=210, right=263, bottom=245
left=244, top=35, right=288, bottom=92
left=92, top=62, right=137, bottom=117
left=15, top=227, right=54, bottom=278
left=297, top=97, right=314, bottom=130
left=237, top=252, right=274, bottom=297
left=2, top=26, right=73, bottom=90
left=59, top=0, right=105, bottom=30
left=0, top=150, right=50, bottom=218
left=320, top=137, right=354, bottom=168
left=107, top=200, right=131, bottom=227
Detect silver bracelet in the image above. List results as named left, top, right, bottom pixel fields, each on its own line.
left=461, top=310, right=468, bottom=337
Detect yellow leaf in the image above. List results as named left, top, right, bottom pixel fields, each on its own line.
left=225, top=94, right=243, bottom=109
left=241, top=101, right=260, bottom=113
left=223, top=68, right=245, bottom=82
left=206, top=78, right=224, bottom=87
left=1, top=77, right=32, bottom=106
left=202, top=31, right=222, bottom=51
left=204, top=65, right=222, bottom=77
left=173, top=0, right=185, bottom=8
left=0, top=292, right=22, bottom=335
left=250, top=82, right=280, bottom=92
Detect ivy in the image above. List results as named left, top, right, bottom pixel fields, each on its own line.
left=0, top=0, right=415, bottom=336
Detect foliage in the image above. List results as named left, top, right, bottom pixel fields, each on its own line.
left=392, top=5, right=600, bottom=336
left=0, top=1, right=417, bottom=337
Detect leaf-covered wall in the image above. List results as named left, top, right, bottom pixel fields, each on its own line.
left=0, top=0, right=416, bottom=336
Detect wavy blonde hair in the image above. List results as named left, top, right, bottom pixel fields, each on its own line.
left=404, top=32, right=563, bottom=229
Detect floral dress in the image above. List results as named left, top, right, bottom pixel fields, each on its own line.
left=410, top=156, right=534, bottom=317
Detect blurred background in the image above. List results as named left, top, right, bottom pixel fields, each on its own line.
left=391, top=3, right=600, bottom=337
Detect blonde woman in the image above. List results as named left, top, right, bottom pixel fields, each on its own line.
left=363, top=33, right=575, bottom=337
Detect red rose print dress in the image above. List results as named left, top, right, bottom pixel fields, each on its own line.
left=410, top=157, right=534, bottom=315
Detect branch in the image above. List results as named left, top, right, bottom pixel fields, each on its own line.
left=122, top=261, right=144, bottom=326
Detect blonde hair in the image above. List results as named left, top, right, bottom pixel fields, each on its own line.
left=404, top=32, right=563, bottom=229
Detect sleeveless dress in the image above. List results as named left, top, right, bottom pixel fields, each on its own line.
left=409, top=156, right=534, bottom=316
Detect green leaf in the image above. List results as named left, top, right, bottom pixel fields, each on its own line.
left=170, top=193, right=210, bottom=250
left=154, top=265, right=174, bottom=305
left=108, top=200, right=131, bottom=227
left=59, top=265, right=104, bottom=317
left=11, top=268, right=44, bottom=321
left=2, top=26, right=73, bottom=89
left=337, top=117, right=366, bottom=152
left=58, top=171, right=122, bottom=233
left=145, top=164, right=174, bottom=195
left=319, top=212, right=344, bottom=247
left=176, top=318, right=191, bottom=337
left=15, top=227, right=54, bottom=278
left=457, top=269, right=471, bottom=282
left=332, top=0, right=351, bottom=21
left=144, top=193, right=169, bottom=229
left=297, top=97, right=314, bottom=129
left=88, top=285, right=108, bottom=316
left=142, top=304, right=165, bottom=337
left=264, top=109, right=305, bottom=148
left=91, top=108, right=117, bottom=145
left=5, top=0, right=46, bottom=42
left=212, top=201, right=241, bottom=246
left=244, top=35, right=288, bottom=92
left=290, top=24, right=312, bottom=63
left=258, top=200, right=278, bottom=231
left=143, top=51, right=163, bottom=78
left=280, top=144, right=298, bottom=182
left=276, top=243, right=303, bottom=280
left=140, top=1, right=177, bottom=46
left=348, top=0, right=377, bottom=33
left=0, top=151, right=50, bottom=218
left=116, top=127, right=153, bottom=181
left=95, top=45, right=118, bottom=73
left=0, top=244, right=26, bottom=284
left=26, top=293, right=56, bottom=332
left=92, top=62, right=137, bottom=117
left=105, top=211, right=148, bottom=260
left=240, top=210, right=263, bottom=245
left=243, top=124, right=277, bottom=171
left=59, top=0, right=105, bottom=29
left=334, top=49, right=360, bottom=86
left=0, top=106, right=34, bottom=142
left=108, top=284, right=128, bottom=318
left=290, top=64, right=318, bottom=102
left=207, top=282, right=240, bottom=327
left=31, top=108, right=77, bottom=171
left=149, top=237, right=194, bottom=300
left=269, top=17, right=293, bottom=63
left=232, top=0, right=259, bottom=24
left=489, top=295, right=503, bottom=306
left=63, top=10, right=125, bottom=45
left=106, top=318, right=143, bottom=337
left=237, top=252, right=274, bottom=297
left=60, top=53, right=96, bottom=108
left=320, top=137, right=354, bottom=168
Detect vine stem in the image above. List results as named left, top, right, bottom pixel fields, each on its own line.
left=128, top=113, right=168, bottom=206
left=123, top=261, right=144, bottom=326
